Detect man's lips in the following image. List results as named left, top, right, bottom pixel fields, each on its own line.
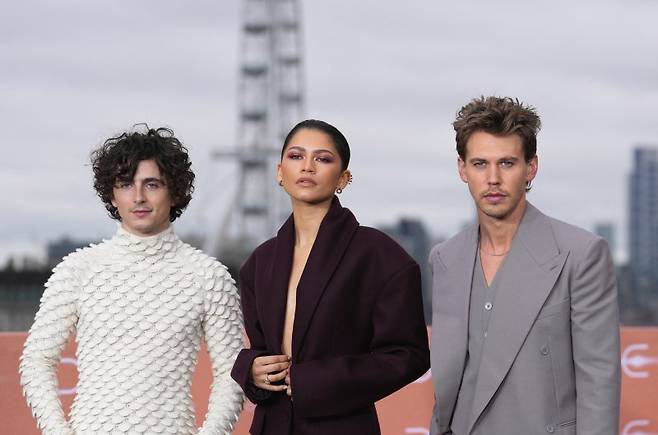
left=131, top=209, right=152, bottom=217
left=483, top=192, right=506, bottom=203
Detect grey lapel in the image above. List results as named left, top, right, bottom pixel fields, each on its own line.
left=431, top=224, right=479, bottom=429
left=467, top=203, right=569, bottom=434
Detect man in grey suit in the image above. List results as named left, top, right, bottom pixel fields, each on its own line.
left=429, top=96, right=621, bottom=435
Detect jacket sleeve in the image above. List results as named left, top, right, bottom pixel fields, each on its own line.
left=430, top=402, right=453, bottom=435
left=19, top=260, right=79, bottom=435
left=570, top=237, right=621, bottom=435
left=427, top=245, right=456, bottom=435
left=230, top=258, right=272, bottom=404
left=290, top=261, right=430, bottom=418
left=197, top=263, right=245, bottom=435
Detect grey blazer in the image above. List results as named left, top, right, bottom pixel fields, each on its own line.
left=429, top=203, right=620, bottom=435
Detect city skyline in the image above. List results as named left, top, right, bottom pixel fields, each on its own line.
left=2, top=0, right=658, bottom=265
left=629, top=147, right=658, bottom=313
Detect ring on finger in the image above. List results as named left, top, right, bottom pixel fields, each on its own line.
left=265, top=373, right=271, bottom=384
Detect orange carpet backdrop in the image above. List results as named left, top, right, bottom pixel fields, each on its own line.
left=2, top=328, right=657, bottom=435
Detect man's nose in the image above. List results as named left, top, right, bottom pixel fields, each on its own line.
left=133, top=185, right=146, bottom=203
left=486, top=166, right=501, bottom=184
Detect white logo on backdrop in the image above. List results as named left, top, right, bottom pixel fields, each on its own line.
left=404, top=428, right=429, bottom=434
left=621, top=343, right=658, bottom=378
left=622, top=419, right=658, bottom=435
left=57, top=357, right=78, bottom=396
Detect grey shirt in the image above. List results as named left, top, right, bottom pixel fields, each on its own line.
left=451, top=249, right=503, bottom=434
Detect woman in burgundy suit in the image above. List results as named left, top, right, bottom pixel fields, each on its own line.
left=231, top=119, right=430, bottom=434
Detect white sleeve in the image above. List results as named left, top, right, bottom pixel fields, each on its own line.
left=197, top=262, right=245, bottom=435
left=19, top=259, right=80, bottom=435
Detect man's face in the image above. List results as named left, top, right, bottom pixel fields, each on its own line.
left=458, top=131, right=537, bottom=221
left=111, top=159, right=173, bottom=236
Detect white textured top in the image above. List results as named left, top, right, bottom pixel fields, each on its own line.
left=20, top=226, right=244, bottom=435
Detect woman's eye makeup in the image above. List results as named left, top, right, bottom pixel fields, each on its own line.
left=285, top=149, right=335, bottom=163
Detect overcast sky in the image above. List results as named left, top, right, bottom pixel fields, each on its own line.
left=2, top=0, right=657, bottom=265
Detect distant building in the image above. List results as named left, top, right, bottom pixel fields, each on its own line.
left=0, top=236, right=97, bottom=331
left=628, top=147, right=658, bottom=321
left=0, top=268, right=50, bottom=331
left=594, top=222, right=616, bottom=258
left=47, top=237, right=96, bottom=269
left=380, top=218, right=441, bottom=325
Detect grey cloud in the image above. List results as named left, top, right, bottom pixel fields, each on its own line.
left=2, top=0, right=657, bottom=263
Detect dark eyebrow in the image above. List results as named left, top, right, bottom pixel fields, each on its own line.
left=286, top=146, right=336, bottom=155
left=468, top=156, right=519, bottom=163
left=142, top=177, right=166, bottom=184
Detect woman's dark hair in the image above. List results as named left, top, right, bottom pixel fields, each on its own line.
left=91, top=125, right=195, bottom=222
left=453, top=96, right=541, bottom=162
left=281, top=119, right=351, bottom=170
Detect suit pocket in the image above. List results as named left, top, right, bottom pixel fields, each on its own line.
left=558, top=419, right=576, bottom=434
left=560, top=419, right=576, bottom=427
left=537, top=298, right=570, bottom=319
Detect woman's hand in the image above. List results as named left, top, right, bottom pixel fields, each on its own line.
left=250, top=355, right=290, bottom=392
left=285, top=373, right=292, bottom=397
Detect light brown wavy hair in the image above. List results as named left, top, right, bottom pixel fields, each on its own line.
left=453, top=96, right=541, bottom=162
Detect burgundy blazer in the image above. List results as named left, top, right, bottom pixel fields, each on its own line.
left=231, top=197, right=430, bottom=435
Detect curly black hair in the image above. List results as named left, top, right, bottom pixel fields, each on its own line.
left=91, top=125, right=195, bottom=222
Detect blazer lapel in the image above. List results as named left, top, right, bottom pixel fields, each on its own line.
left=291, top=196, right=359, bottom=358
left=467, top=203, right=569, bottom=434
left=260, top=214, right=295, bottom=353
left=432, top=225, right=479, bottom=428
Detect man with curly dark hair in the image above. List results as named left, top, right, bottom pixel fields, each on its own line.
left=20, top=126, right=245, bottom=435
left=91, top=126, right=196, bottom=224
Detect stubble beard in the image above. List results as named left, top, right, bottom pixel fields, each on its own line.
left=477, top=188, right=525, bottom=221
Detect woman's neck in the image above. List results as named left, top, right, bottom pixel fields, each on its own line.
left=291, top=198, right=332, bottom=248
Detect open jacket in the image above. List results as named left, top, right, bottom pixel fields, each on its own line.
left=430, top=203, right=620, bottom=435
left=231, top=197, right=430, bottom=435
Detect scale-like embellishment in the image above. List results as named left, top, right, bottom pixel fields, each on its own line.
left=20, top=226, right=244, bottom=434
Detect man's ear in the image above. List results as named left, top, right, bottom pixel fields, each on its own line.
left=527, top=154, right=538, bottom=182
left=458, top=157, right=468, bottom=183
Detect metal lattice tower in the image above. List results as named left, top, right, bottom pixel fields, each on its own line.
left=211, top=0, right=305, bottom=257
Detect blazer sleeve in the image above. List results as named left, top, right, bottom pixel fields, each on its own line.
left=570, top=237, right=621, bottom=435
left=290, top=261, right=430, bottom=418
left=230, top=258, right=272, bottom=404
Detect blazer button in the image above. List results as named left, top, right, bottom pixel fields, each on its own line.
left=484, top=302, right=493, bottom=310
left=545, top=424, right=555, bottom=433
left=540, top=345, right=550, bottom=355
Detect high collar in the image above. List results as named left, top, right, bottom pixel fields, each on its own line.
left=278, top=195, right=349, bottom=241
left=109, top=224, right=180, bottom=260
